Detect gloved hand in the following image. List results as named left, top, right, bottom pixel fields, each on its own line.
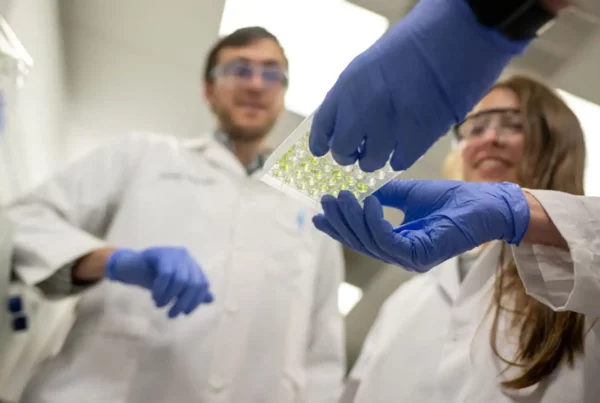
left=105, top=247, right=214, bottom=318
left=312, top=180, right=530, bottom=272
left=309, top=0, right=530, bottom=172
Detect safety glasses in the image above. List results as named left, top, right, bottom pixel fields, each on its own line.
left=211, top=60, right=288, bottom=88
left=453, top=108, right=524, bottom=141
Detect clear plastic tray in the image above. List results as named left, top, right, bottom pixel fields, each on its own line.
left=260, top=113, right=402, bottom=210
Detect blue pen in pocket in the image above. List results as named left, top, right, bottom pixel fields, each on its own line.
left=296, top=209, right=306, bottom=231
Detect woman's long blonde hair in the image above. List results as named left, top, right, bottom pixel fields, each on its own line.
left=444, top=75, right=587, bottom=389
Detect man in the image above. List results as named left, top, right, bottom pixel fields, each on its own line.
left=10, top=26, right=345, bottom=403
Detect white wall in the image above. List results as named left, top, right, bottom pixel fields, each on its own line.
left=6, top=0, right=66, bottom=194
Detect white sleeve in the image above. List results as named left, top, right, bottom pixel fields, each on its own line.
left=7, top=134, right=149, bottom=289
left=511, top=189, right=600, bottom=317
left=305, top=237, right=346, bottom=403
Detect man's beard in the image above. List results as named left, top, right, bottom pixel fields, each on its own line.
left=217, top=110, right=277, bottom=143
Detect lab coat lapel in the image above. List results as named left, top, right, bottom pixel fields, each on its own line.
left=434, top=257, right=461, bottom=303
left=461, top=242, right=542, bottom=398
left=457, top=242, right=503, bottom=304
left=433, top=243, right=504, bottom=305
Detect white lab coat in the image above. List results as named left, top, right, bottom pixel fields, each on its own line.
left=8, top=133, right=345, bottom=403
left=342, top=189, right=600, bottom=403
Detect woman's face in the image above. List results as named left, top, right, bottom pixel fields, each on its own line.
left=458, top=88, right=526, bottom=183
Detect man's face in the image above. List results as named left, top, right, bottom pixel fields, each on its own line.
left=204, top=39, right=287, bottom=142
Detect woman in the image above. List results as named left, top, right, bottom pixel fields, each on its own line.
left=339, top=76, right=590, bottom=402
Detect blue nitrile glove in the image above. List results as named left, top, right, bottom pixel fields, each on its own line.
left=309, top=0, right=530, bottom=172
left=312, top=180, right=530, bottom=273
left=105, top=247, right=214, bottom=318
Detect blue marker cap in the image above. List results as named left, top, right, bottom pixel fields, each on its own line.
left=12, top=315, right=28, bottom=332
left=7, top=296, right=23, bottom=313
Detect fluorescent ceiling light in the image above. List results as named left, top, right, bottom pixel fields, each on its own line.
left=557, top=89, right=600, bottom=197
left=338, top=282, right=363, bottom=316
left=219, top=0, right=389, bottom=117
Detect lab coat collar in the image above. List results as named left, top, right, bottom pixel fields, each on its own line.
left=180, top=135, right=249, bottom=177
left=434, top=242, right=505, bottom=305
left=434, top=257, right=461, bottom=303
left=434, top=242, right=541, bottom=397
left=458, top=243, right=504, bottom=303
left=180, top=136, right=211, bottom=150
left=182, top=132, right=271, bottom=176
left=213, top=131, right=271, bottom=175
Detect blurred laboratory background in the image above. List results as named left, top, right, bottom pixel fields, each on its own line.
left=3, top=0, right=600, bottom=370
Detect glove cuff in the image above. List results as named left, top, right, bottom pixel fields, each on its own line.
left=498, top=183, right=531, bottom=245
left=386, top=0, right=531, bottom=124
left=105, top=248, right=136, bottom=281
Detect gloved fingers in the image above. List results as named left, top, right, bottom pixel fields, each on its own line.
left=182, top=287, right=213, bottom=316
left=320, top=193, right=388, bottom=262
left=396, top=215, right=462, bottom=271
left=151, top=264, right=175, bottom=307
left=394, top=227, right=439, bottom=272
left=156, top=259, right=189, bottom=308
left=357, top=108, right=395, bottom=172
left=358, top=134, right=394, bottom=173
left=202, top=291, right=215, bottom=303
left=313, top=214, right=348, bottom=246
left=321, top=194, right=367, bottom=251
left=388, top=136, right=423, bottom=172
left=329, top=95, right=365, bottom=166
left=168, top=289, right=196, bottom=318
left=309, top=97, right=337, bottom=157
left=184, top=269, right=214, bottom=314
left=183, top=292, right=205, bottom=316
left=389, top=142, right=406, bottom=172
left=200, top=269, right=214, bottom=304
left=168, top=266, right=199, bottom=318
left=363, top=196, right=414, bottom=270
left=104, top=249, right=127, bottom=281
left=178, top=265, right=203, bottom=316
left=372, top=180, right=419, bottom=211
left=331, top=145, right=360, bottom=167
left=197, top=267, right=213, bottom=301
left=313, top=212, right=383, bottom=262
left=336, top=192, right=396, bottom=265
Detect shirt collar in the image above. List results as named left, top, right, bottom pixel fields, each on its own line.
left=214, top=131, right=271, bottom=175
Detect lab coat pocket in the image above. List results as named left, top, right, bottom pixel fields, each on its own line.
left=23, top=321, right=147, bottom=403
left=51, top=282, right=152, bottom=391
left=87, top=281, right=152, bottom=337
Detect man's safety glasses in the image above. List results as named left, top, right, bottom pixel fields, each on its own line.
left=211, top=60, right=288, bottom=88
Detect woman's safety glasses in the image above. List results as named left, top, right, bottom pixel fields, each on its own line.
left=453, top=108, right=524, bottom=141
